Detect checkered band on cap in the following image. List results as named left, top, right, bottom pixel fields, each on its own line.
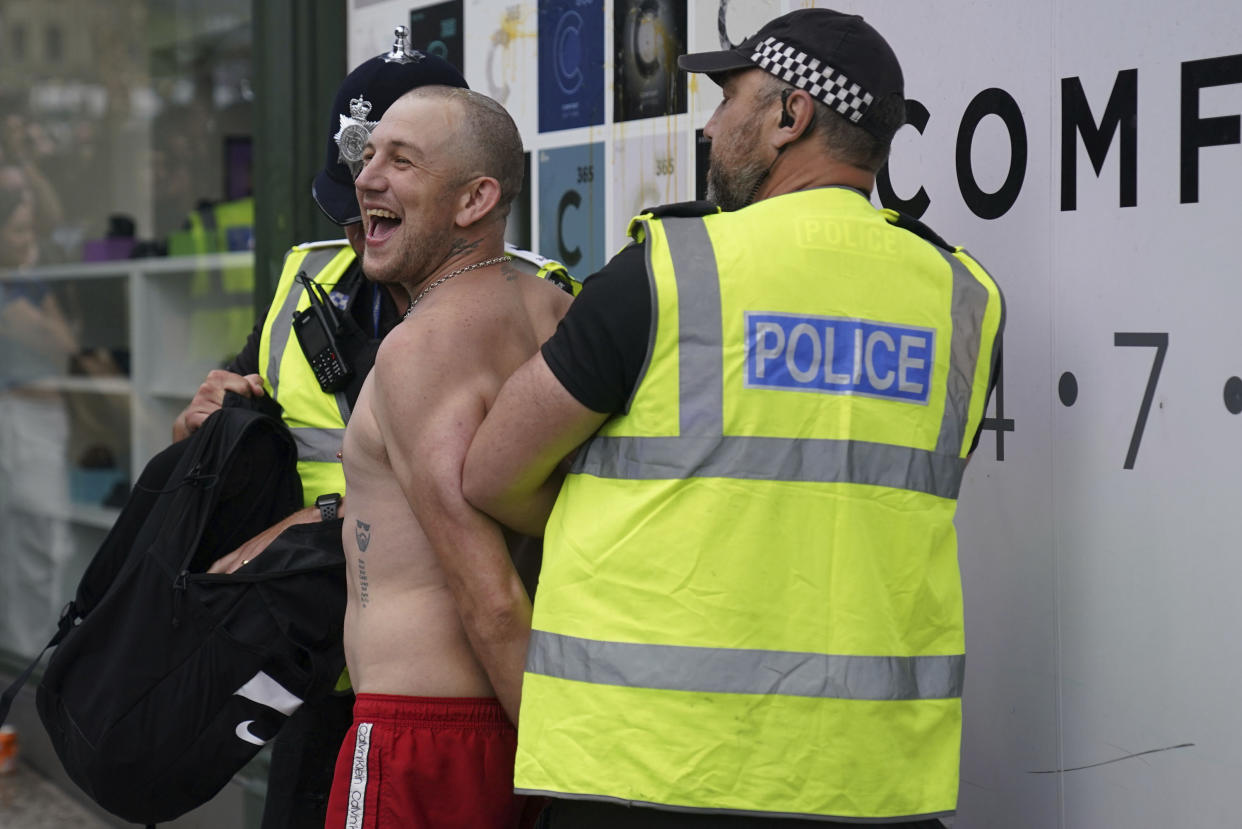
left=751, top=36, right=874, bottom=124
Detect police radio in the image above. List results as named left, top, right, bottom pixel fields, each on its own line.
left=292, top=271, right=354, bottom=393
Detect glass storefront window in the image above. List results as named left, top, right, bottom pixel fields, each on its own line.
left=0, top=0, right=254, bottom=660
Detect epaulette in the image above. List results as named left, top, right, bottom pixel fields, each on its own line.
left=639, top=200, right=722, bottom=219
left=879, top=209, right=956, bottom=253
left=505, top=244, right=556, bottom=269
left=293, top=238, right=350, bottom=251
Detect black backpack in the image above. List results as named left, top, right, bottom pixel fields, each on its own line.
left=1, top=399, right=348, bottom=825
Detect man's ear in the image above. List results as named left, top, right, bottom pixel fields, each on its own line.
left=773, top=88, right=816, bottom=151
left=455, top=176, right=502, bottom=228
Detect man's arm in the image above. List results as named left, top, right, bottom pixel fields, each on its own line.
left=462, top=353, right=608, bottom=536
left=206, top=502, right=331, bottom=573
left=371, top=320, right=537, bottom=723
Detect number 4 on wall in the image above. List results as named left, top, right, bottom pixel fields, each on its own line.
left=979, top=352, right=1015, bottom=461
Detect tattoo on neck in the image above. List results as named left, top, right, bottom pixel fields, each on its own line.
left=448, top=237, right=480, bottom=257
left=502, top=262, right=519, bottom=282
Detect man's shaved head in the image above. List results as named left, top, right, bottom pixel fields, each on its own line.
left=402, top=86, right=524, bottom=222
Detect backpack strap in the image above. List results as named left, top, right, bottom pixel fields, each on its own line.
left=0, top=601, right=76, bottom=725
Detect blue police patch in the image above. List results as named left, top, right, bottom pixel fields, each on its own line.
left=744, top=312, right=935, bottom=403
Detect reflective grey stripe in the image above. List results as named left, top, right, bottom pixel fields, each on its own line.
left=334, top=388, right=352, bottom=424
left=291, top=427, right=345, bottom=464
left=527, top=630, right=963, bottom=701
left=665, top=218, right=723, bottom=435
left=511, top=789, right=953, bottom=824
left=935, top=248, right=990, bottom=455
left=264, top=247, right=343, bottom=400
left=574, top=213, right=989, bottom=498
left=571, top=434, right=965, bottom=499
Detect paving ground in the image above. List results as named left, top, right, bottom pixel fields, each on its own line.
left=0, top=761, right=110, bottom=829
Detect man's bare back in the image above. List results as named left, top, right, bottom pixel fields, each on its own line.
left=340, top=262, right=571, bottom=699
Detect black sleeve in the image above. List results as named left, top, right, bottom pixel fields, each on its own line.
left=224, top=320, right=263, bottom=376
left=540, top=244, right=651, bottom=414
left=968, top=342, right=1003, bottom=454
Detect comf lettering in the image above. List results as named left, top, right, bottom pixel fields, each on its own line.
left=745, top=312, right=934, bottom=403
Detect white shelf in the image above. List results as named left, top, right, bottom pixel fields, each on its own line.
left=10, top=498, right=121, bottom=530
left=14, top=375, right=132, bottom=395
left=0, top=252, right=253, bottom=283
left=2, top=253, right=255, bottom=540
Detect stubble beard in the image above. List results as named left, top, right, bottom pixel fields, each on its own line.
left=705, top=156, right=771, bottom=212
left=363, top=221, right=454, bottom=296
left=704, top=117, right=770, bottom=212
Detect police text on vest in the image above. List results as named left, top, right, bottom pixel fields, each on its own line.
left=745, top=312, right=935, bottom=403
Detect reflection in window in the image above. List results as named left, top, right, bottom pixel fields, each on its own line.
left=44, top=24, right=63, bottom=63
left=0, top=0, right=254, bottom=661
left=0, top=1, right=253, bottom=266
left=10, top=24, right=27, bottom=62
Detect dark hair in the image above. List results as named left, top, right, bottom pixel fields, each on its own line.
left=763, top=75, right=904, bottom=173
left=407, top=86, right=524, bottom=222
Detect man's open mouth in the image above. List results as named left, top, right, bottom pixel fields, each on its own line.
left=366, top=208, right=401, bottom=242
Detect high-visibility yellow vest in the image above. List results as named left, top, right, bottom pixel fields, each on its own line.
left=171, top=197, right=256, bottom=366
left=517, top=187, right=1004, bottom=822
left=505, top=242, right=581, bottom=295
left=258, top=240, right=358, bottom=507
left=258, top=241, right=578, bottom=507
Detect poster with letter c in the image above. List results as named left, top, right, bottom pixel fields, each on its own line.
left=538, top=0, right=605, bottom=132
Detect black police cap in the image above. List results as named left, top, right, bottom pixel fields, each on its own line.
left=678, top=8, right=904, bottom=143
left=312, top=26, right=468, bottom=226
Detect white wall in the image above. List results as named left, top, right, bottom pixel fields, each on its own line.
left=348, top=2, right=1242, bottom=826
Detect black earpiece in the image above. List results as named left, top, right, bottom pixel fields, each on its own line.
left=779, top=88, right=795, bottom=129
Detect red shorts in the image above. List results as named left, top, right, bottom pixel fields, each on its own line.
left=324, top=694, right=539, bottom=829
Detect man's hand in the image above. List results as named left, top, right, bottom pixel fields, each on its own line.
left=173, top=370, right=265, bottom=441
left=206, top=504, right=323, bottom=574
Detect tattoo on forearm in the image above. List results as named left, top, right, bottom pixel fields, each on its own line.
left=357, top=559, right=370, bottom=608
left=448, top=237, right=480, bottom=257
left=355, top=519, right=371, bottom=551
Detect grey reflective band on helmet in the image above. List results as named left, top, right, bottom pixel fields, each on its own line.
left=571, top=434, right=965, bottom=499
left=934, top=249, right=991, bottom=456
left=665, top=218, right=723, bottom=436
left=527, top=630, right=964, bottom=701
left=291, top=427, right=346, bottom=464
left=264, top=247, right=344, bottom=400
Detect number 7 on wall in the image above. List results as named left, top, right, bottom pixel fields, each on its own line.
left=1113, top=332, right=1168, bottom=470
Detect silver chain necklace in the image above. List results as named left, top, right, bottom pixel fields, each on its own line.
left=402, top=255, right=511, bottom=320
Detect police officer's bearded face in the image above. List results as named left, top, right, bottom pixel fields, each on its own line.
left=354, top=94, right=465, bottom=288
left=704, top=69, right=776, bottom=212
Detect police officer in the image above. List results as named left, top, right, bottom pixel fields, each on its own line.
left=463, top=9, right=1002, bottom=828
left=171, top=27, right=574, bottom=829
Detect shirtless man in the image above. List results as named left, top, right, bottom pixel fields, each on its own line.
left=323, top=87, right=571, bottom=828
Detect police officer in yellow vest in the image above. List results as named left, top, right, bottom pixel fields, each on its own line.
left=170, top=26, right=575, bottom=829
left=463, top=9, right=1003, bottom=828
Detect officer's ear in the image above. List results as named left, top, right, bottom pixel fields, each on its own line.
left=773, top=87, right=816, bottom=150
left=454, top=175, right=501, bottom=228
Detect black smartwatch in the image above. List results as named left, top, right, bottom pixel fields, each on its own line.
left=315, top=492, right=341, bottom=522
